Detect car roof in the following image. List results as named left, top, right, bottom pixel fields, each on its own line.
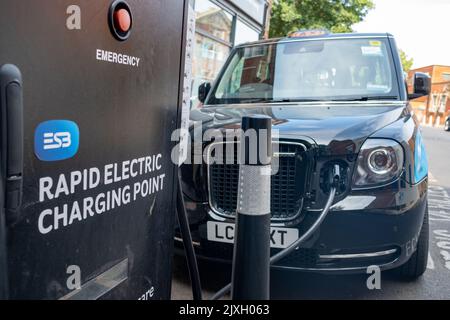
left=236, top=32, right=394, bottom=48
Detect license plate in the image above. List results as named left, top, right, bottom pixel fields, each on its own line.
left=207, top=221, right=299, bottom=249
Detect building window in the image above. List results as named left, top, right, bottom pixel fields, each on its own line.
left=228, top=0, right=267, bottom=25
left=234, top=19, right=260, bottom=46
left=442, top=73, right=450, bottom=81
left=190, top=0, right=265, bottom=108
left=195, top=0, right=233, bottom=43
left=192, top=0, right=233, bottom=107
left=194, top=35, right=230, bottom=81
left=439, top=94, right=448, bottom=113
left=430, top=94, right=439, bottom=112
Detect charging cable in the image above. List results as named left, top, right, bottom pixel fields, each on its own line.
left=211, top=164, right=341, bottom=300
left=176, top=171, right=203, bottom=300
left=177, top=163, right=341, bottom=301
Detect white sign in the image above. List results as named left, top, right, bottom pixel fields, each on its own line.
left=96, top=49, right=141, bottom=67
left=37, top=155, right=166, bottom=235
left=43, top=132, right=72, bottom=150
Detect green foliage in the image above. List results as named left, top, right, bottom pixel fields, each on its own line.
left=399, top=49, right=414, bottom=72
left=269, top=0, right=375, bottom=38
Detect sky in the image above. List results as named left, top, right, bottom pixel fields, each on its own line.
left=354, top=0, right=450, bottom=68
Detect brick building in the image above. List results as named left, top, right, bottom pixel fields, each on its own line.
left=408, top=65, right=450, bottom=127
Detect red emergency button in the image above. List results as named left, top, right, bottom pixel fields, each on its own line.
left=109, top=1, right=132, bottom=41
left=114, top=9, right=131, bottom=33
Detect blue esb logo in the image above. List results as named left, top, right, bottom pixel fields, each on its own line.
left=35, top=120, right=79, bottom=161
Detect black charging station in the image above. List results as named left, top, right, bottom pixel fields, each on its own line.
left=0, top=0, right=188, bottom=300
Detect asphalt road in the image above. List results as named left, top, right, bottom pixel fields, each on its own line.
left=171, top=125, right=450, bottom=300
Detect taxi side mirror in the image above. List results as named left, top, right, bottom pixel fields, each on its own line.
left=409, top=72, right=431, bottom=99
left=198, top=82, right=211, bottom=104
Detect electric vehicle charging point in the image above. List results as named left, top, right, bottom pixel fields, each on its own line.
left=0, top=0, right=188, bottom=300
left=1, top=1, right=345, bottom=303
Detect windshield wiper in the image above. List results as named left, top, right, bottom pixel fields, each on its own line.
left=235, top=98, right=324, bottom=104
left=270, top=98, right=325, bottom=103
left=234, top=96, right=399, bottom=104
left=332, top=96, right=399, bottom=102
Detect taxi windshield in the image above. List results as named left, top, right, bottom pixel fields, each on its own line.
left=206, top=38, right=400, bottom=105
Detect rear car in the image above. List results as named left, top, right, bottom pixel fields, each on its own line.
left=177, top=32, right=431, bottom=279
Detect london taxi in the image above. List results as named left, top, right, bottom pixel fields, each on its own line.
left=177, top=31, right=431, bottom=279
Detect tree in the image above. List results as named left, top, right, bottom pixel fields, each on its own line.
left=269, top=0, right=375, bottom=38
left=399, top=49, right=414, bottom=72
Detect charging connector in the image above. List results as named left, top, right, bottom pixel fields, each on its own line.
left=332, top=164, right=341, bottom=188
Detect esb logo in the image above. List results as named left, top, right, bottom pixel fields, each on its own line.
left=35, top=120, right=79, bottom=161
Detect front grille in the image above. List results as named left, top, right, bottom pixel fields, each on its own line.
left=208, top=142, right=308, bottom=221
left=275, top=248, right=319, bottom=268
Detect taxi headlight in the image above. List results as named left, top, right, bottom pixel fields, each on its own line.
left=352, top=139, right=404, bottom=189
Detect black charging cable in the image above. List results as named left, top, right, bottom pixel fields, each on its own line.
left=211, top=164, right=341, bottom=300
left=177, top=163, right=341, bottom=301
left=176, top=171, right=203, bottom=300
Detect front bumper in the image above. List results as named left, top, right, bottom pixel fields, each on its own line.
left=176, top=178, right=428, bottom=274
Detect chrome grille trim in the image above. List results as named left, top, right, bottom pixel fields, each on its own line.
left=319, top=249, right=398, bottom=260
